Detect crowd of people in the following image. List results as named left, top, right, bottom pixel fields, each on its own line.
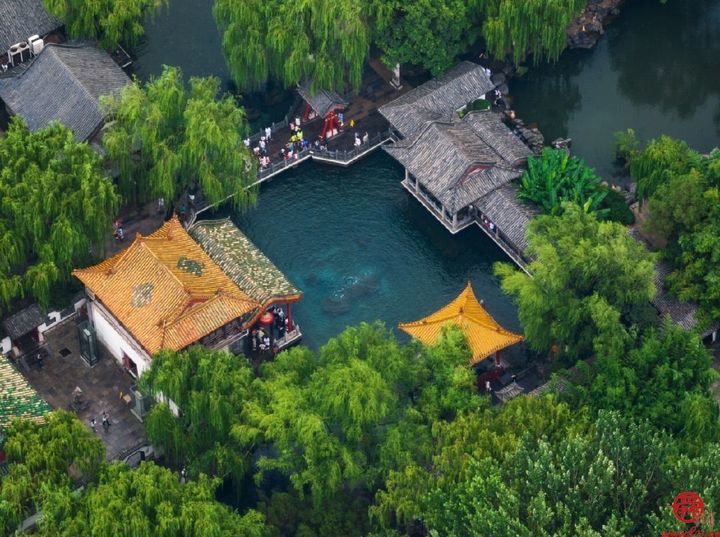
left=250, top=305, right=291, bottom=356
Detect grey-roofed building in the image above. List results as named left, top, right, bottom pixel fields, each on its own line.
left=379, top=61, right=495, bottom=140
left=0, top=43, right=130, bottom=141
left=0, top=0, right=61, bottom=57
left=297, top=83, right=348, bottom=119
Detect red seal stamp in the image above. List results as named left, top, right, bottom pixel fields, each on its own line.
left=673, top=492, right=705, bottom=524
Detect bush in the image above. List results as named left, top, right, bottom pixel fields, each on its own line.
left=614, top=128, right=640, bottom=163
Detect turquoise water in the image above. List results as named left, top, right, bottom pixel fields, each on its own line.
left=213, top=153, right=521, bottom=349
left=511, top=0, right=720, bottom=180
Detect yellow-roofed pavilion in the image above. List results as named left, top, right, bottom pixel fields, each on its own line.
left=399, top=283, right=523, bottom=365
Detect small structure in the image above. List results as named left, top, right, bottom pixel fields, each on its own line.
left=0, top=43, right=131, bottom=141
left=399, top=282, right=523, bottom=366
left=0, top=0, right=61, bottom=65
left=380, top=61, right=534, bottom=268
left=297, top=82, right=348, bottom=138
left=73, top=217, right=261, bottom=377
left=0, top=353, right=50, bottom=441
left=189, top=218, right=303, bottom=350
left=2, top=304, right=46, bottom=359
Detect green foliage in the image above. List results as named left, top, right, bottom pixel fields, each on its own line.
left=38, top=462, right=267, bottom=537
left=573, top=319, right=718, bottom=442
left=374, top=408, right=700, bottom=537
left=495, top=204, right=656, bottom=360
left=635, top=138, right=720, bottom=320
left=480, top=0, right=586, bottom=65
left=518, top=148, right=610, bottom=218
left=0, top=410, right=105, bottom=534
left=629, top=135, right=702, bottom=201
left=0, top=118, right=119, bottom=313
left=43, top=0, right=166, bottom=49
left=613, top=128, right=640, bottom=163
left=370, top=0, right=482, bottom=76
left=139, top=346, right=257, bottom=482
left=213, top=0, right=369, bottom=92
left=101, top=66, right=257, bottom=210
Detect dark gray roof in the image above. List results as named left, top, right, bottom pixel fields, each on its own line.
left=380, top=61, right=495, bottom=139
left=0, top=43, right=130, bottom=140
left=384, top=111, right=530, bottom=213
left=475, top=184, right=537, bottom=252
left=297, top=83, right=347, bottom=117
left=0, top=0, right=61, bottom=54
left=3, top=304, right=45, bottom=340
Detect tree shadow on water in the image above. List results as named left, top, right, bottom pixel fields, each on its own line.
left=609, top=0, right=720, bottom=120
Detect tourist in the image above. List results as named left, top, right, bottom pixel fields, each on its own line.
left=297, top=129, right=304, bottom=140
left=259, top=138, right=266, bottom=152
left=354, top=133, right=361, bottom=147
left=489, top=221, right=496, bottom=233
left=263, top=335, right=271, bottom=349
left=244, top=137, right=251, bottom=147
left=188, top=193, right=195, bottom=208
left=180, top=467, right=187, bottom=484
left=349, top=118, right=355, bottom=129
left=102, top=412, right=111, bottom=432
left=302, top=138, right=309, bottom=150
left=338, top=112, right=344, bottom=125
left=90, top=417, right=97, bottom=432
left=251, top=330, right=258, bottom=352
left=511, top=374, right=518, bottom=384
left=157, top=197, right=164, bottom=214
left=362, top=131, right=369, bottom=144
left=115, top=227, right=125, bottom=241
left=485, top=380, right=491, bottom=392
left=290, top=121, right=296, bottom=133
left=265, top=126, right=272, bottom=140
left=295, top=116, right=301, bottom=128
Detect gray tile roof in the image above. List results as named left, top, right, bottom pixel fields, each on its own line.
left=475, top=184, right=537, bottom=252
left=380, top=61, right=495, bottom=139
left=384, top=111, right=531, bottom=213
left=0, top=0, right=61, bottom=54
left=0, top=43, right=130, bottom=140
left=297, top=83, right=347, bottom=118
left=2, top=304, right=45, bottom=340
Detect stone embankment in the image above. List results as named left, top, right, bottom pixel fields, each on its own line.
left=567, top=0, right=625, bottom=49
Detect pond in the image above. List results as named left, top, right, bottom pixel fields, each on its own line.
left=132, top=0, right=720, bottom=348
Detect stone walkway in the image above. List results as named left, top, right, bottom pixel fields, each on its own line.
left=22, top=318, right=146, bottom=460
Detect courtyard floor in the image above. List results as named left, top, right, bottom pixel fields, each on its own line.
left=21, top=317, right=146, bottom=460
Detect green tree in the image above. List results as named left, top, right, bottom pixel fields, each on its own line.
left=139, top=347, right=257, bottom=484
left=518, top=148, right=610, bottom=218
left=213, top=0, right=370, bottom=92
left=495, top=204, right=656, bottom=360
left=101, top=66, right=257, bottom=210
left=370, top=0, right=481, bottom=76
left=629, top=135, right=701, bottom=201
left=43, top=0, right=166, bottom=49
left=38, top=462, right=267, bottom=537
left=0, top=410, right=105, bottom=534
left=0, top=118, right=119, bottom=312
left=481, top=0, right=586, bottom=65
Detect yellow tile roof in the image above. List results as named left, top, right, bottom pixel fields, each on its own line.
left=399, top=282, right=523, bottom=365
left=72, top=217, right=260, bottom=355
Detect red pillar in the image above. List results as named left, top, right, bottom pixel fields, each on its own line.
left=495, top=350, right=501, bottom=368
left=287, top=303, right=294, bottom=332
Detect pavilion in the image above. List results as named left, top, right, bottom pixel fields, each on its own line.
left=380, top=61, right=535, bottom=269
left=297, top=82, right=348, bottom=138
left=399, top=282, right=523, bottom=366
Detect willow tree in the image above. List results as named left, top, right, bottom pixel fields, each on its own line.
left=0, top=410, right=105, bottom=534
left=213, top=0, right=370, bottom=92
left=101, top=66, right=257, bottom=210
left=43, top=0, right=166, bottom=49
left=480, top=0, right=586, bottom=65
left=139, top=346, right=258, bottom=484
left=37, top=462, right=268, bottom=537
left=0, top=118, right=119, bottom=313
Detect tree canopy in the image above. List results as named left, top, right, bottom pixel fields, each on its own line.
left=43, top=0, right=166, bottom=49
left=630, top=137, right=720, bottom=321
left=38, top=462, right=267, bottom=537
left=101, top=66, right=257, bottom=210
left=0, top=410, right=105, bottom=534
left=0, top=118, right=119, bottom=312
left=495, top=204, right=656, bottom=361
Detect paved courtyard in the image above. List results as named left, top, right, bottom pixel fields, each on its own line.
left=21, top=317, right=146, bottom=460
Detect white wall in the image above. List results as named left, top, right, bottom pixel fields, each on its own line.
left=89, top=301, right=151, bottom=376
